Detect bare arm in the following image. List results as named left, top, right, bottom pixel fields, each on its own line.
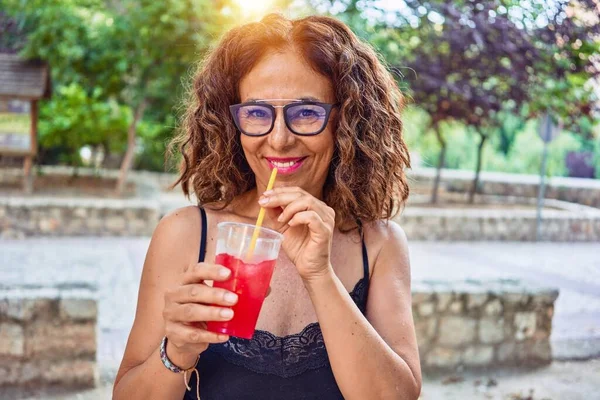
left=305, top=221, right=421, bottom=400
left=112, top=207, right=236, bottom=400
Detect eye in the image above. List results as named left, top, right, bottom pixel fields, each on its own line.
left=241, top=106, right=271, bottom=120
left=299, top=109, right=319, bottom=118
left=288, top=106, right=325, bottom=120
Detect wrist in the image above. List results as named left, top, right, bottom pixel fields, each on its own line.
left=302, top=264, right=336, bottom=294
left=162, top=337, right=199, bottom=372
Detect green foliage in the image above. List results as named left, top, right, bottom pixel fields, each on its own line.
left=134, top=115, right=178, bottom=172
left=404, top=106, right=590, bottom=177
left=38, top=83, right=130, bottom=165
left=3, top=0, right=233, bottom=171
left=4, top=0, right=599, bottom=179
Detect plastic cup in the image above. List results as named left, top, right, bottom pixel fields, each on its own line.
left=206, top=222, right=283, bottom=339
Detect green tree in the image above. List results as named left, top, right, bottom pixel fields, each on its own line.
left=3, top=0, right=232, bottom=192
left=329, top=0, right=599, bottom=202
left=38, top=83, right=131, bottom=166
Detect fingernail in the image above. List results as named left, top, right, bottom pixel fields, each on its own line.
left=263, top=190, right=274, bottom=196
left=277, top=214, right=284, bottom=222
left=224, top=292, right=238, bottom=304
left=220, top=308, right=234, bottom=318
left=219, top=268, right=231, bottom=278
left=258, top=197, right=269, bottom=205
left=218, top=334, right=229, bottom=342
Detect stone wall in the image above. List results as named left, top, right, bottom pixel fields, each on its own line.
left=0, top=197, right=160, bottom=238
left=408, top=167, right=600, bottom=208
left=0, top=284, right=98, bottom=389
left=398, top=204, right=600, bottom=241
left=413, top=280, right=558, bottom=372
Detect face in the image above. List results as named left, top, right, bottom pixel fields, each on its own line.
left=238, top=49, right=336, bottom=199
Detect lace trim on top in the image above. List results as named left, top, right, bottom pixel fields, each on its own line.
left=205, top=277, right=368, bottom=378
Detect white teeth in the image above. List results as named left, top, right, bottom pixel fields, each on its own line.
left=271, top=160, right=297, bottom=168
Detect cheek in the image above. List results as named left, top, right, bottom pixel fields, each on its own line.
left=240, top=136, right=260, bottom=159
left=318, top=130, right=335, bottom=161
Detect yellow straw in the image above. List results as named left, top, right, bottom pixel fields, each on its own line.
left=246, top=168, right=278, bottom=260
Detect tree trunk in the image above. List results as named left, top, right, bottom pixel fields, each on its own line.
left=468, top=131, right=488, bottom=204
left=116, top=100, right=147, bottom=195
left=431, top=123, right=446, bottom=204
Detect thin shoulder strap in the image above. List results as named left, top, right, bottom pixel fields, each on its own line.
left=358, top=222, right=370, bottom=284
left=198, top=207, right=207, bottom=263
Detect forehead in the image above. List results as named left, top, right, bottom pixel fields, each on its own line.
left=239, top=50, right=335, bottom=103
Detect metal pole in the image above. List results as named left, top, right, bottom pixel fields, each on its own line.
left=536, top=116, right=550, bottom=241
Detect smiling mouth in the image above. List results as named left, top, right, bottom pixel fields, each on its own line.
left=265, top=157, right=308, bottom=173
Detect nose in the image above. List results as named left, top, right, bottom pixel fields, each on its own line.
left=267, top=108, right=296, bottom=150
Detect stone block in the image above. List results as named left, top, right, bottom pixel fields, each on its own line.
left=20, top=360, right=97, bottom=387
left=25, top=322, right=96, bottom=359
left=415, top=318, right=437, bottom=342
left=426, top=347, right=461, bottom=368
left=0, top=362, right=21, bottom=385
left=0, top=298, right=54, bottom=321
left=531, top=290, right=559, bottom=306
left=449, top=300, right=463, bottom=314
left=467, top=293, right=488, bottom=310
left=530, top=340, right=552, bottom=363
left=484, top=299, right=503, bottom=316
left=462, top=345, right=494, bottom=366
left=496, top=342, right=516, bottom=363
left=418, top=302, right=435, bottom=317
left=479, top=318, right=505, bottom=344
left=86, top=218, right=103, bottom=230
left=514, top=312, right=537, bottom=341
left=59, top=299, right=97, bottom=321
left=73, top=208, right=88, bottom=218
left=411, top=292, right=431, bottom=305
left=39, top=218, right=60, bottom=233
left=129, top=219, right=150, bottom=234
left=436, top=293, right=453, bottom=312
left=105, top=217, right=126, bottom=232
left=438, top=317, right=476, bottom=346
left=505, top=292, right=530, bottom=306
left=0, top=323, right=24, bottom=357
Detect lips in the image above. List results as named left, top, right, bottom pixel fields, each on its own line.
left=265, top=156, right=307, bottom=174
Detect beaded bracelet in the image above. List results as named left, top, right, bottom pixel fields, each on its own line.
left=159, top=336, right=201, bottom=398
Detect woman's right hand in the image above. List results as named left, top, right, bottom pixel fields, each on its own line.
left=162, top=262, right=237, bottom=367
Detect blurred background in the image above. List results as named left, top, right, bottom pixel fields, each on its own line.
left=0, top=0, right=598, bottom=182
left=0, top=1, right=599, bottom=399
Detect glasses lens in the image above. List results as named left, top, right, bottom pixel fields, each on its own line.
left=236, top=105, right=273, bottom=135
left=286, top=104, right=327, bottom=134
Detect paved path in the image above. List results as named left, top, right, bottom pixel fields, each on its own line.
left=1, top=239, right=599, bottom=382
left=4, top=359, right=600, bottom=399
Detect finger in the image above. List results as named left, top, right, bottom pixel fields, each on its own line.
left=288, top=210, right=332, bottom=239
left=265, top=206, right=285, bottom=226
left=166, top=322, right=229, bottom=346
left=259, top=191, right=303, bottom=209
left=276, top=196, right=332, bottom=226
left=165, top=302, right=234, bottom=323
left=264, top=186, right=307, bottom=195
left=182, top=262, right=231, bottom=285
left=171, top=284, right=238, bottom=306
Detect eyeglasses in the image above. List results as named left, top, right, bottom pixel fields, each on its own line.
left=229, top=99, right=337, bottom=136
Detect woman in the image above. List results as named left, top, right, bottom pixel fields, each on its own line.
left=113, top=13, right=420, bottom=400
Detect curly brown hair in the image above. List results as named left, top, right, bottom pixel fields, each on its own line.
left=171, top=13, right=410, bottom=229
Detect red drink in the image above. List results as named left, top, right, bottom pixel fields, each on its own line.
left=207, top=253, right=276, bottom=339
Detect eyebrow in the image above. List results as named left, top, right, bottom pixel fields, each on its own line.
left=245, top=96, right=321, bottom=102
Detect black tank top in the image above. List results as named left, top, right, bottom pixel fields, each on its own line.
left=185, top=207, right=370, bottom=400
